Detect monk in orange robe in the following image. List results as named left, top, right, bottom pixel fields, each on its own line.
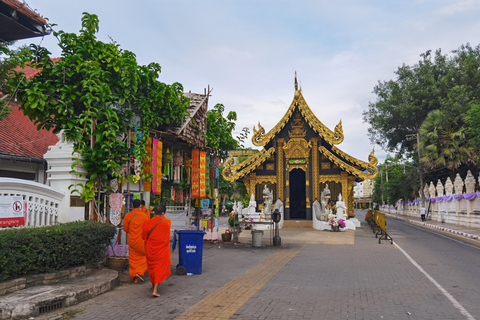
left=123, top=199, right=149, bottom=283
left=142, top=204, right=172, bottom=297
left=141, top=200, right=151, bottom=218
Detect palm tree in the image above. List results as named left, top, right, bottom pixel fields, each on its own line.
left=419, top=109, right=477, bottom=171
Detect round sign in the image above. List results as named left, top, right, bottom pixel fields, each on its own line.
left=13, top=201, right=22, bottom=212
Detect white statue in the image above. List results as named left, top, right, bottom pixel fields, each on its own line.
left=319, top=184, right=331, bottom=221
left=335, top=193, right=347, bottom=220
left=262, top=185, right=273, bottom=215
left=248, top=194, right=256, bottom=215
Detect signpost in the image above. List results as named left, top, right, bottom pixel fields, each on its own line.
left=0, top=196, right=27, bottom=227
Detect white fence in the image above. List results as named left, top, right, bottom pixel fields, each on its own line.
left=0, top=178, right=64, bottom=229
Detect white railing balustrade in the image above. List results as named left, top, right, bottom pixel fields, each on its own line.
left=0, top=178, right=64, bottom=229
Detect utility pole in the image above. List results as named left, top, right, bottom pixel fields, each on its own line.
left=407, top=132, right=426, bottom=207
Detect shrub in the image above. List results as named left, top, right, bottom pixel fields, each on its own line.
left=0, top=221, right=116, bottom=281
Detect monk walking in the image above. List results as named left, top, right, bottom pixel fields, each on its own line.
left=123, top=199, right=148, bottom=283
left=142, top=205, right=172, bottom=297
left=141, top=200, right=151, bottom=218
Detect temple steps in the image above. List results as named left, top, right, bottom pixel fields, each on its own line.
left=282, top=220, right=313, bottom=228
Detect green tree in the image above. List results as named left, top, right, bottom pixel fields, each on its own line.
left=465, top=104, right=480, bottom=157
left=419, top=109, right=477, bottom=171
left=373, top=158, right=419, bottom=205
left=206, top=103, right=239, bottom=159
left=363, top=44, right=480, bottom=157
left=6, top=13, right=188, bottom=201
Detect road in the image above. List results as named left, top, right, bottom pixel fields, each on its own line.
left=36, top=210, right=480, bottom=320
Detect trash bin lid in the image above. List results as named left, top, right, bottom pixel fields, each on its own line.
left=177, top=230, right=207, bottom=235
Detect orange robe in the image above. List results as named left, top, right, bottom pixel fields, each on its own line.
left=142, top=216, right=172, bottom=284
left=141, top=206, right=151, bottom=219
left=123, top=208, right=149, bottom=280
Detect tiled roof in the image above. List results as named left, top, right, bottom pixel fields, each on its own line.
left=0, top=102, right=58, bottom=159
left=12, top=58, right=61, bottom=80
left=1, top=0, right=47, bottom=25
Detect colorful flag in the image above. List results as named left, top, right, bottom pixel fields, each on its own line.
left=192, top=150, right=200, bottom=198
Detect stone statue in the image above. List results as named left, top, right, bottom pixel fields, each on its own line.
left=444, top=177, right=453, bottom=196
left=465, top=170, right=475, bottom=194
left=262, top=185, right=273, bottom=214
left=436, top=179, right=444, bottom=197
left=320, top=184, right=331, bottom=221
left=273, top=199, right=284, bottom=228
left=429, top=181, right=436, bottom=198
left=424, top=184, right=430, bottom=199
left=454, top=173, right=464, bottom=195
left=248, top=194, right=256, bottom=215
left=335, top=193, right=347, bottom=220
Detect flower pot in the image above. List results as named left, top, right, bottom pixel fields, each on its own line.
left=331, top=225, right=339, bottom=232
left=107, top=256, right=128, bottom=272
left=221, top=233, right=232, bottom=242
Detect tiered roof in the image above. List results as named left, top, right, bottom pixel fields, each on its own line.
left=222, top=75, right=378, bottom=182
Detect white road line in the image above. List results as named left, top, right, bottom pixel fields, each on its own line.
left=394, top=242, right=476, bottom=320
left=393, top=219, right=480, bottom=250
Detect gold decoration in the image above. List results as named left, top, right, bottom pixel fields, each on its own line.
left=319, top=175, right=341, bottom=184
left=276, top=139, right=284, bottom=201
left=319, top=146, right=378, bottom=180
left=256, top=175, right=277, bottom=185
left=250, top=80, right=343, bottom=147
left=311, top=138, right=319, bottom=202
left=330, top=145, right=378, bottom=175
left=321, top=162, right=331, bottom=170
left=266, top=163, right=275, bottom=170
left=222, top=147, right=276, bottom=182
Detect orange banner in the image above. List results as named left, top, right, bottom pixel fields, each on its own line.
left=152, top=138, right=158, bottom=195
left=199, top=151, right=206, bottom=198
left=143, top=137, right=152, bottom=192
left=192, top=150, right=199, bottom=199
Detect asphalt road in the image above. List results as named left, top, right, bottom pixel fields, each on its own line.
left=384, top=215, right=480, bottom=319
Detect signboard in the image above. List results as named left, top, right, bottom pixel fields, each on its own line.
left=70, top=196, right=86, bottom=207
left=0, top=196, right=26, bottom=227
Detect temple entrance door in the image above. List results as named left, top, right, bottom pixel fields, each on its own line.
left=289, top=169, right=306, bottom=219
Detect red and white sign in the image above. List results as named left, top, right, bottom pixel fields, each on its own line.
left=0, top=196, right=26, bottom=227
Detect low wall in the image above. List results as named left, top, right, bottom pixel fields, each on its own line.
left=380, top=195, right=480, bottom=229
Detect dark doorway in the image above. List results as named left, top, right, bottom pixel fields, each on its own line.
left=289, top=169, right=306, bottom=219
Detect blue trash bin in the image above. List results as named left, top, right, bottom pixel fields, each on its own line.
left=172, top=230, right=206, bottom=275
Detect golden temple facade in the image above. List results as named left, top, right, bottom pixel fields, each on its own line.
left=222, top=75, right=378, bottom=219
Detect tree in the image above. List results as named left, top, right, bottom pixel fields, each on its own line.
left=419, top=109, right=477, bottom=171
left=465, top=104, right=480, bottom=159
left=373, top=158, right=419, bottom=205
left=206, top=103, right=239, bottom=159
left=6, top=13, right=188, bottom=201
left=363, top=44, right=480, bottom=157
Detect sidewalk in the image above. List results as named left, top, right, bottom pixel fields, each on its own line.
left=384, top=211, right=480, bottom=241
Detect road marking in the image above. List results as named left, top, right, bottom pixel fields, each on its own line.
left=394, top=242, right=476, bottom=320
left=394, top=219, right=480, bottom=250
left=175, top=248, right=302, bottom=320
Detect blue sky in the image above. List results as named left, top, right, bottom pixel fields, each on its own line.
left=15, top=0, right=480, bottom=163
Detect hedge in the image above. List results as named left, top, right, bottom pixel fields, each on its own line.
left=0, top=221, right=116, bottom=281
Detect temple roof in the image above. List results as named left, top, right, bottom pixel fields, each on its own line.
left=251, top=74, right=344, bottom=148
left=222, top=74, right=378, bottom=182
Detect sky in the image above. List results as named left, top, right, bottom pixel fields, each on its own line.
left=14, top=0, right=480, bottom=163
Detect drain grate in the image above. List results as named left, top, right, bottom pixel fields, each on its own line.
left=38, top=300, right=65, bottom=315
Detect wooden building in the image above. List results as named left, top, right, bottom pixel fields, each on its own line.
left=222, top=75, right=378, bottom=219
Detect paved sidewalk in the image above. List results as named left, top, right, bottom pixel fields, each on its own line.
left=384, top=212, right=480, bottom=242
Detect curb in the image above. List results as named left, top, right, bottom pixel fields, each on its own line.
left=0, top=269, right=119, bottom=320
left=388, top=215, right=480, bottom=241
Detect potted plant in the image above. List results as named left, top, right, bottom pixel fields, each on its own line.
left=221, top=228, right=232, bottom=242
left=329, top=218, right=346, bottom=231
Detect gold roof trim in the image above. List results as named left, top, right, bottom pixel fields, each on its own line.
left=330, top=145, right=378, bottom=173
left=251, top=89, right=343, bottom=147
left=222, top=147, right=276, bottom=182
left=319, top=146, right=378, bottom=180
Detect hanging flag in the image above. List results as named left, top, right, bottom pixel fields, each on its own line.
left=152, top=139, right=158, bottom=195
left=199, top=151, right=207, bottom=198
left=192, top=150, right=200, bottom=199
left=143, top=137, right=152, bottom=192
left=206, top=153, right=210, bottom=198
left=157, top=140, right=162, bottom=195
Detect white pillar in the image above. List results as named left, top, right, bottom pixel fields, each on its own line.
left=43, top=131, right=88, bottom=223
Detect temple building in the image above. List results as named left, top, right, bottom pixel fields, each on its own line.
left=222, top=74, right=378, bottom=220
